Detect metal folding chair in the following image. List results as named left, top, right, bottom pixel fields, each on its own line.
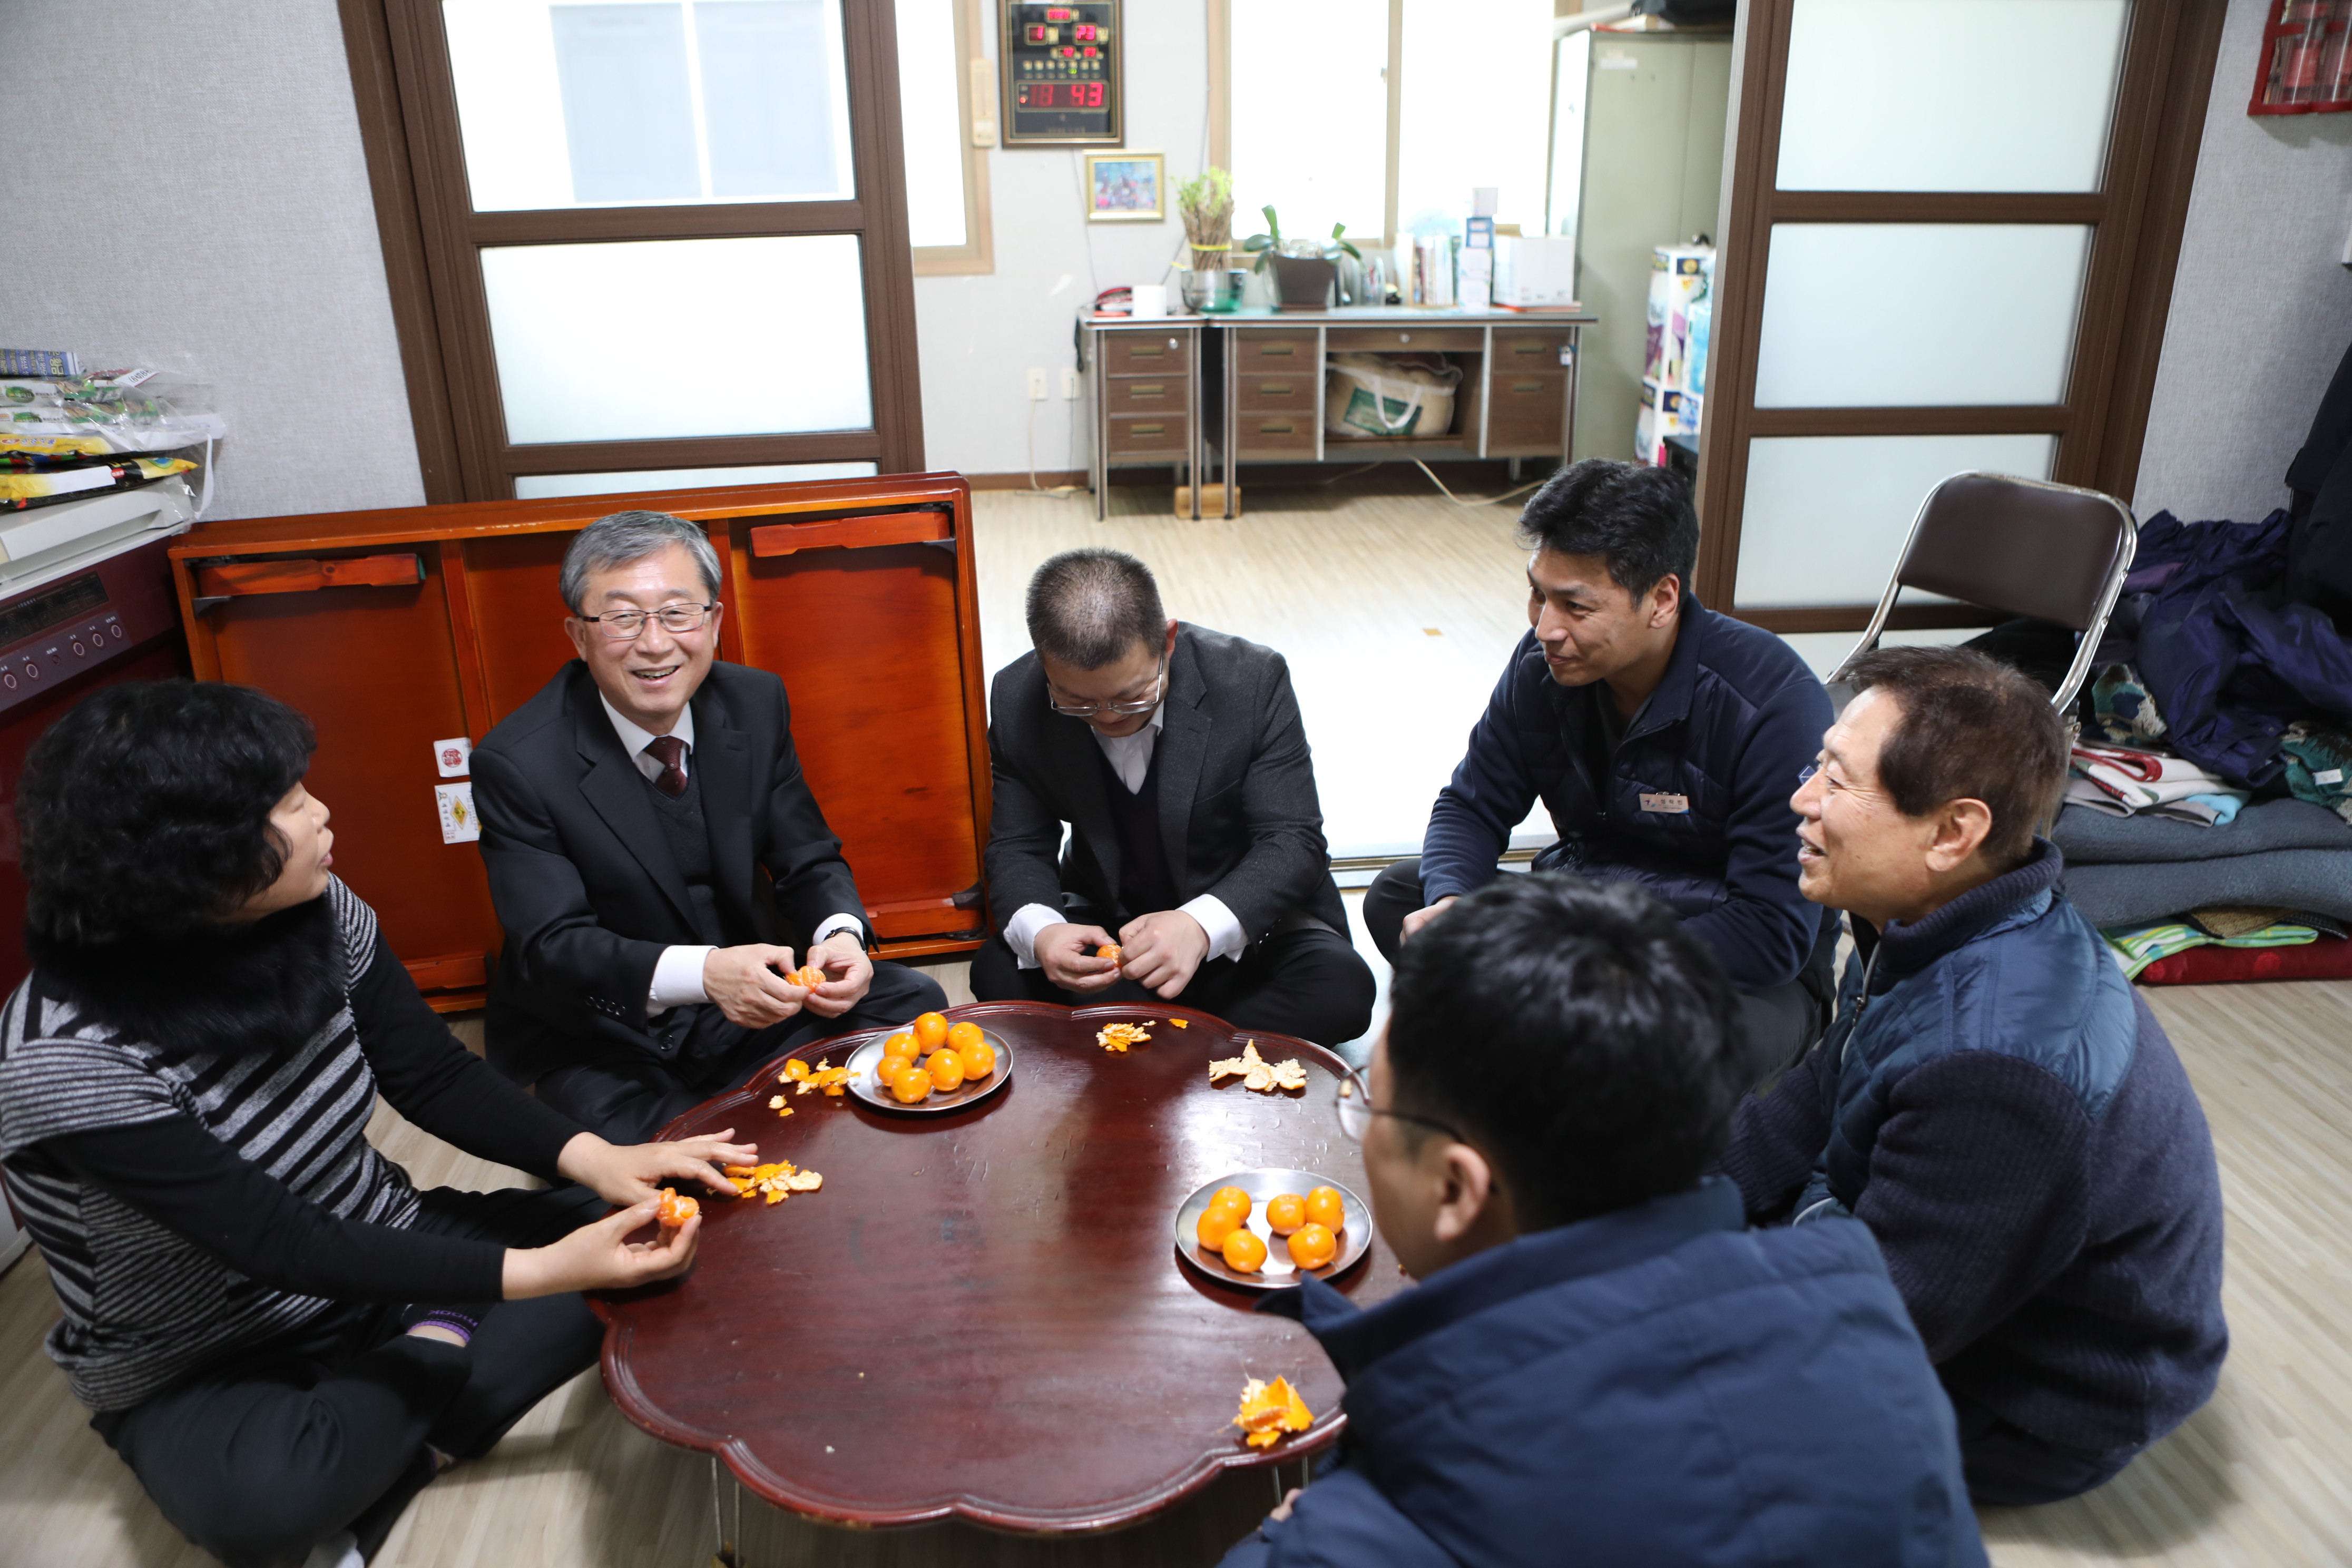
left=1827, top=471, right=2139, bottom=719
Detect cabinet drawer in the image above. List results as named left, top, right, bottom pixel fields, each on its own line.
left=1103, top=332, right=1191, bottom=374
left=1234, top=414, right=1315, bottom=455
left=1326, top=326, right=1484, bottom=354
left=1106, top=414, right=1189, bottom=457
left=1236, top=374, right=1313, bottom=411
left=1486, top=372, right=1566, bottom=451
left=1234, top=334, right=1316, bottom=369
left=1105, top=377, right=1188, bottom=415
left=1493, top=331, right=1573, bottom=367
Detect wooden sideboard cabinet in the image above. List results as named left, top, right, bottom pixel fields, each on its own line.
left=169, top=474, right=992, bottom=1011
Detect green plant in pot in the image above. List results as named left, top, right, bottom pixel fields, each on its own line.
left=1242, top=208, right=1358, bottom=311
left=1177, top=168, right=1242, bottom=313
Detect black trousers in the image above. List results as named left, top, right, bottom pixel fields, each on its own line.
left=1363, top=857, right=1831, bottom=1083
left=1949, top=1389, right=2137, bottom=1506
left=91, top=1183, right=608, bottom=1568
left=967, top=912, right=1376, bottom=1048
left=536, top=960, right=947, bottom=1145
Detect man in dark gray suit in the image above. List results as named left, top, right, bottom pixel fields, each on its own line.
left=971, top=550, right=1375, bottom=1046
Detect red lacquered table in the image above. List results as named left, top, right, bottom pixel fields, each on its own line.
left=592, top=1001, right=1406, bottom=1533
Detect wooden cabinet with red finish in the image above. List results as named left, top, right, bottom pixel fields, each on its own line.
left=169, top=474, right=992, bottom=1012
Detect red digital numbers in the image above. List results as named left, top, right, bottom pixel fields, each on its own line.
left=1073, top=23, right=1097, bottom=40
left=1019, top=81, right=1105, bottom=111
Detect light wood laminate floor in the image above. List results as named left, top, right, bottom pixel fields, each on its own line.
left=3, top=483, right=2347, bottom=1565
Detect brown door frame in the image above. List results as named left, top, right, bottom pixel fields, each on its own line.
left=1693, top=0, right=2227, bottom=634
left=338, top=0, right=925, bottom=504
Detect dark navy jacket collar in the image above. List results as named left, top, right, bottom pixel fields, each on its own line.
left=1259, top=1178, right=1747, bottom=1381
left=1874, top=837, right=2064, bottom=979
left=1619, top=590, right=1714, bottom=741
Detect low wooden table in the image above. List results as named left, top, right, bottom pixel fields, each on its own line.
left=593, top=1001, right=1406, bottom=1533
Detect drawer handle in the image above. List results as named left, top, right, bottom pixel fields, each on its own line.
left=1512, top=342, right=1551, bottom=355
left=1257, top=422, right=1295, bottom=434
left=1511, top=381, right=1547, bottom=394
left=1130, top=383, right=1167, bottom=396
left=1131, top=423, right=1167, bottom=435
left=1259, top=344, right=1296, bottom=357
left=1398, top=332, right=1412, bottom=343
left=1130, top=345, right=1165, bottom=359
left=1257, top=382, right=1294, bottom=395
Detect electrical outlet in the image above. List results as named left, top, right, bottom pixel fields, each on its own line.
left=1027, top=369, right=1048, bottom=400
left=1061, top=368, right=1080, bottom=399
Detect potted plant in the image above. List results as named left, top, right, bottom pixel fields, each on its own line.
left=1241, top=208, right=1360, bottom=311
left=1177, top=169, right=1241, bottom=312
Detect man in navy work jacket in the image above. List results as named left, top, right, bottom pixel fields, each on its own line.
left=1219, top=874, right=1986, bottom=1568
left=1717, top=646, right=2228, bottom=1505
left=1364, top=459, right=1835, bottom=1077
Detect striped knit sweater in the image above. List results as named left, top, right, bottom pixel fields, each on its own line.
left=0, top=878, right=422, bottom=1411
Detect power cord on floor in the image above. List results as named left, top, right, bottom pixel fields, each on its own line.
left=1411, top=458, right=1548, bottom=508
left=1018, top=396, right=1086, bottom=499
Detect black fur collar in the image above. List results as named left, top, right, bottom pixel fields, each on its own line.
left=27, top=894, right=345, bottom=1057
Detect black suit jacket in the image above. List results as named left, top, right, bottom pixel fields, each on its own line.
left=472, top=660, right=867, bottom=1083
left=985, top=623, right=1346, bottom=943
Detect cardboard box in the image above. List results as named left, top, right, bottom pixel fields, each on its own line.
left=1494, top=234, right=1579, bottom=307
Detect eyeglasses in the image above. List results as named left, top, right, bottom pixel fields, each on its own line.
left=1046, top=655, right=1168, bottom=719
left=1334, top=1067, right=1462, bottom=1144
left=578, top=601, right=717, bottom=640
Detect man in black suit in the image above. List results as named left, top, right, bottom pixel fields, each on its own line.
left=471, top=510, right=946, bottom=1143
left=971, top=549, right=1375, bottom=1046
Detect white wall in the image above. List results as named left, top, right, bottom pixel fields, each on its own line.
left=0, top=1, right=425, bottom=522
left=2134, top=0, right=2352, bottom=523
left=911, top=0, right=1210, bottom=477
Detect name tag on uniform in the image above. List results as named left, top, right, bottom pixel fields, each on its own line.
left=1639, top=791, right=1690, bottom=815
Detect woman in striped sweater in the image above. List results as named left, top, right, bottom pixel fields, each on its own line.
left=0, top=682, right=759, bottom=1568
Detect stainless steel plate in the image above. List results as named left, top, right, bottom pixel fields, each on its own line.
left=840, top=1024, right=1015, bottom=1115
left=1172, top=1167, right=1371, bottom=1291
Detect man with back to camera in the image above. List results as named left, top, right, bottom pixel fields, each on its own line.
left=469, top=510, right=947, bottom=1144
left=1217, top=874, right=1988, bottom=1568
left=1717, top=646, right=2228, bottom=1505
left=971, top=548, right=1376, bottom=1046
left=1363, top=458, right=1837, bottom=1077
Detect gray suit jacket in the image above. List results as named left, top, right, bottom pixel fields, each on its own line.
left=985, top=623, right=1347, bottom=942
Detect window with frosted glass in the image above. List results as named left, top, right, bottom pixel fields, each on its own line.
left=895, top=0, right=966, bottom=249
left=444, top=0, right=855, bottom=211
left=1776, top=0, right=2130, bottom=192
left=1754, top=225, right=2090, bottom=408
left=1395, top=0, right=1553, bottom=236
left=482, top=236, right=873, bottom=444
left=514, top=461, right=879, bottom=498
left=1230, top=0, right=1388, bottom=242
left=1733, top=434, right=2058, bottom=606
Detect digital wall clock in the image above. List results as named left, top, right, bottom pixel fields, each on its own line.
left=1002, top=1, right=1122, bottom=146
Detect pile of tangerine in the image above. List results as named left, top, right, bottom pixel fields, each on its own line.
left=1195, top=1184, right=1344, bottom=1274
left=875, top=1011, right=998, bottom=1104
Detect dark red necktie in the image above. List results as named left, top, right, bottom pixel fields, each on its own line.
left=645, top=734, right=688, bottom=798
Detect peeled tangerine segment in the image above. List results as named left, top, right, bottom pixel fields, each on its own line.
left=1233, top=1376, right=1316, bottom=1448
left=655, top=1189, right=699, bottom=1228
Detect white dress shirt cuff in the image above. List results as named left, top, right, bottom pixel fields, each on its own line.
left=649, top=945, right=715, bottom=1009
left=1181, top=895, right=1246, bottom=964
left=811, top=913, right=866, bottom=951
left=1004, top=902, right=1065, bottom=970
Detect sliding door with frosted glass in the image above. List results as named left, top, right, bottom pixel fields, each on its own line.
left=1693, top=0, right=2226, bottom=637
left=362, top=0, right=919, bottom=498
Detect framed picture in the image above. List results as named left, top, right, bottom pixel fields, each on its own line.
left=1083, top=152, right=1164, bottom=223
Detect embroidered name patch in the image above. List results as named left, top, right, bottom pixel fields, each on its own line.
left=1639, top=792, right=1691, bottom=815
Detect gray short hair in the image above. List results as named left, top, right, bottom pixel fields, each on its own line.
left=1025, top=548, right=1165, bottom=669
left=559, top=511, right=723, bottom=614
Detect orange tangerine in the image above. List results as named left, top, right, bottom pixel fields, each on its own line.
left=926, top=1047, right=966, bottom=1092
left=1263, top=1193, right=1307, bottom=1236
left=1220, top=1227, right=1269, bottom=1274
left=888, top=1066, right=931, bottom=1104
left=1209, top=1186, right=1252, bottom=1220
left=946, top=1020, right=984, bottom=1052
left=1196, top=1206, right=1241, bottom=1248
left=956, top=1039, right=996, bottom=1081
left=1304, top=1186, right=1346, bottom=1231
left=913, top=1012, right=950, bottom=1051
left=1286, top=1222, right=1338, bottom=1270
left=881, top=1031, right=919, bottom=1064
